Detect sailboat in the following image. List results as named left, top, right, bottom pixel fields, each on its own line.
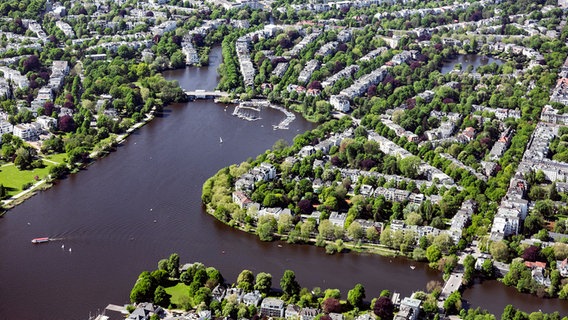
left=219, top=137, right=223, bottom=144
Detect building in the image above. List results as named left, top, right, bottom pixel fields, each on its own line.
left=330, top=95, right=351, bottom=112
left=232, top=191, right=253, bottom=209
left=242, top=290, right=262, bottom=306
left=36, top=116, right=57, bottom=131
left=395, top=297, right=421, bottom=320
left=260, top=297, right=285, bottom=317
left=12, top=123, right=38, bottom=141
left=329, top=212, right=347, bottom=228
left=0, top=120, right=13, bottom=136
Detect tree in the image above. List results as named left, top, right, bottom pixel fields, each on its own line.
left=130, top=272, right=156, bottom=303
left=257, top=216, right=277, bottom=241
left=322, top=298, right=342, bottom=313
left=490, top=240, right=510, bottom=262
left=373, top=296, right=394, bottom=320
left=280, top=270, right=300, bottom=298
left=254, top=272, right=272, bottom=294
left=347, top=283, right=365, bottom=309
left=154, top=286, right=171, bottom=308
left=58, top=114, right=75, bottom=132
left=298, top=199, right=313, bottom=214
left=347, top=221, right=364, bottom=240
left=167, top=253, right=180, bottom=278
left=443, top=291, right=462, bottom=315
left=14, top=147, right=33, bottom=170
left=426, top=244, right=442, bottom=263
left=481, top=259, right=494, bottom=278
left=398, top=156, right=421, bottom=179
left=170, top=50, right=186, bottom=69
left=521, top=246, right=542, bottom=262
left=194, top=287, right=212, bottom=305
left=237, top=270, right=254, bottom=292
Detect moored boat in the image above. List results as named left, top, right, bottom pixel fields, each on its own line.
left=31, top=237, right=49, bottom=244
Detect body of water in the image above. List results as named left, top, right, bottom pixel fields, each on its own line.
left=0, top=47, right=565, bottom=319
left=440, top=54, right=504, bottom=75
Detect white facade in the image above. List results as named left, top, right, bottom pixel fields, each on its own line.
left=12, top=123, right=37, bottom=141
left=330, top=95, right=351, bottom=112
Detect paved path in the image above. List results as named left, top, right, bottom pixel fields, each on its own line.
left=1, top=180, right=46, bottom=206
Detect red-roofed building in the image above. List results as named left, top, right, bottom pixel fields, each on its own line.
left=524, top=261, right=546, bottom=269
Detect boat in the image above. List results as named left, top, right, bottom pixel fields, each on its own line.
left=31, top=237, right=49, bottom=244
left=219, top=137, right=223, bottom=143
left=410, top=265, right=416, bottom=270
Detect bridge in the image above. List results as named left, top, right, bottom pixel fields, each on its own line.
left=185, top=90, right=230, bottom=99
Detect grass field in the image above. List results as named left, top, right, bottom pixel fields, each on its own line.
left=0, top=153, right=66, bottom=197
left=165, top=283, right=191, bottom=308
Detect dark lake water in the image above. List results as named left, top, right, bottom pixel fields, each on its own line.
left=441, top=54, right=504, bottom=74
left=0, top=46, right=566, bottom=319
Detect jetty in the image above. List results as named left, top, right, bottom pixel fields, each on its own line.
left=269, top=104, right=295, bottom=130
left=232, top=100, right=295, bottom=130
left=233, top=103, right=261, bottom=121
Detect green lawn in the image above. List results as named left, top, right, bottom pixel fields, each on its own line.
left=165, top=283, right=191, bottom=308
left=0, top=163, right=51, bottom=196
left=0, top=152, right=69, bottom=197
left=45, top=153, right=67, bottom=164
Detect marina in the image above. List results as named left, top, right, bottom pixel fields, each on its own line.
left=232, top=100, right=296, bottom=130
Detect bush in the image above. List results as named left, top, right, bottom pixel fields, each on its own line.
left=325, top=243, right=337, bottom=254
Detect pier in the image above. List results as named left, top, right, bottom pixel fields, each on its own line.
left=233, top=104, right=261, bottom=121
left=232, top=100, right=296, bottom=130
left=268, top=104, right=295, bottom=130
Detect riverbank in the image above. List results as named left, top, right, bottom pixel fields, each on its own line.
left=1, top=108, right=157, bottom=212
left=204, top=204, right=401, bottom=258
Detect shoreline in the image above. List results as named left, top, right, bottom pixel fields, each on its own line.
left=1, top=108, right=157, bottom=212
left=204, top=204, right=402, bottom=258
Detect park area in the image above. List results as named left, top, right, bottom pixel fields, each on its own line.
left=0, top=153, right=66, bottom=199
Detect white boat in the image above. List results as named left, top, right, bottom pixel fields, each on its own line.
left=410, top=265, right=416, bottom=270
left=219, top=137, right=223, bottom=143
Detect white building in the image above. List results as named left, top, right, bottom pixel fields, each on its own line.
left=330, top=95, right=351, bottom=112
left=12, top=123, right=38, bottom=141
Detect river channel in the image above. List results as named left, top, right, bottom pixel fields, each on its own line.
left=0, top=46, right=566, bottom=319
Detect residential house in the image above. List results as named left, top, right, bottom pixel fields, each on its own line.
left=260, top=297, right=285, bottom=317
left=395, top=297, right=421, bottom=320
left=558, top=258, right=568, bottom=277
left=0, top=120, right=13, bottom=136
left=353, top=219, right=383, bottom=234
left=235, top=173, right=256, bottom=191
left=299, top=307, right=319, bottom=320
left=242, top=290, right=262, bottom=306
left=329, top=212, right=347, bottom=228
left=301, top=211, right=322, bottom=225
left=330, top=95, right=351, bottom=112
left=329, top=313, right=344, bottom=320
left=285, top=304, right=301, bottom=319
left=36, top=116, right=57, bottom=131
left=233, top=191, right=253, bottom=209
left=127, top=303, right=163, bottom=320
left=12, top=123, right=38, bottom=141
left=257, top=207, right=292, bottom=219
left=298, top=59, right=320, bottom=84
left=359, top=184, right=374, bottom=197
